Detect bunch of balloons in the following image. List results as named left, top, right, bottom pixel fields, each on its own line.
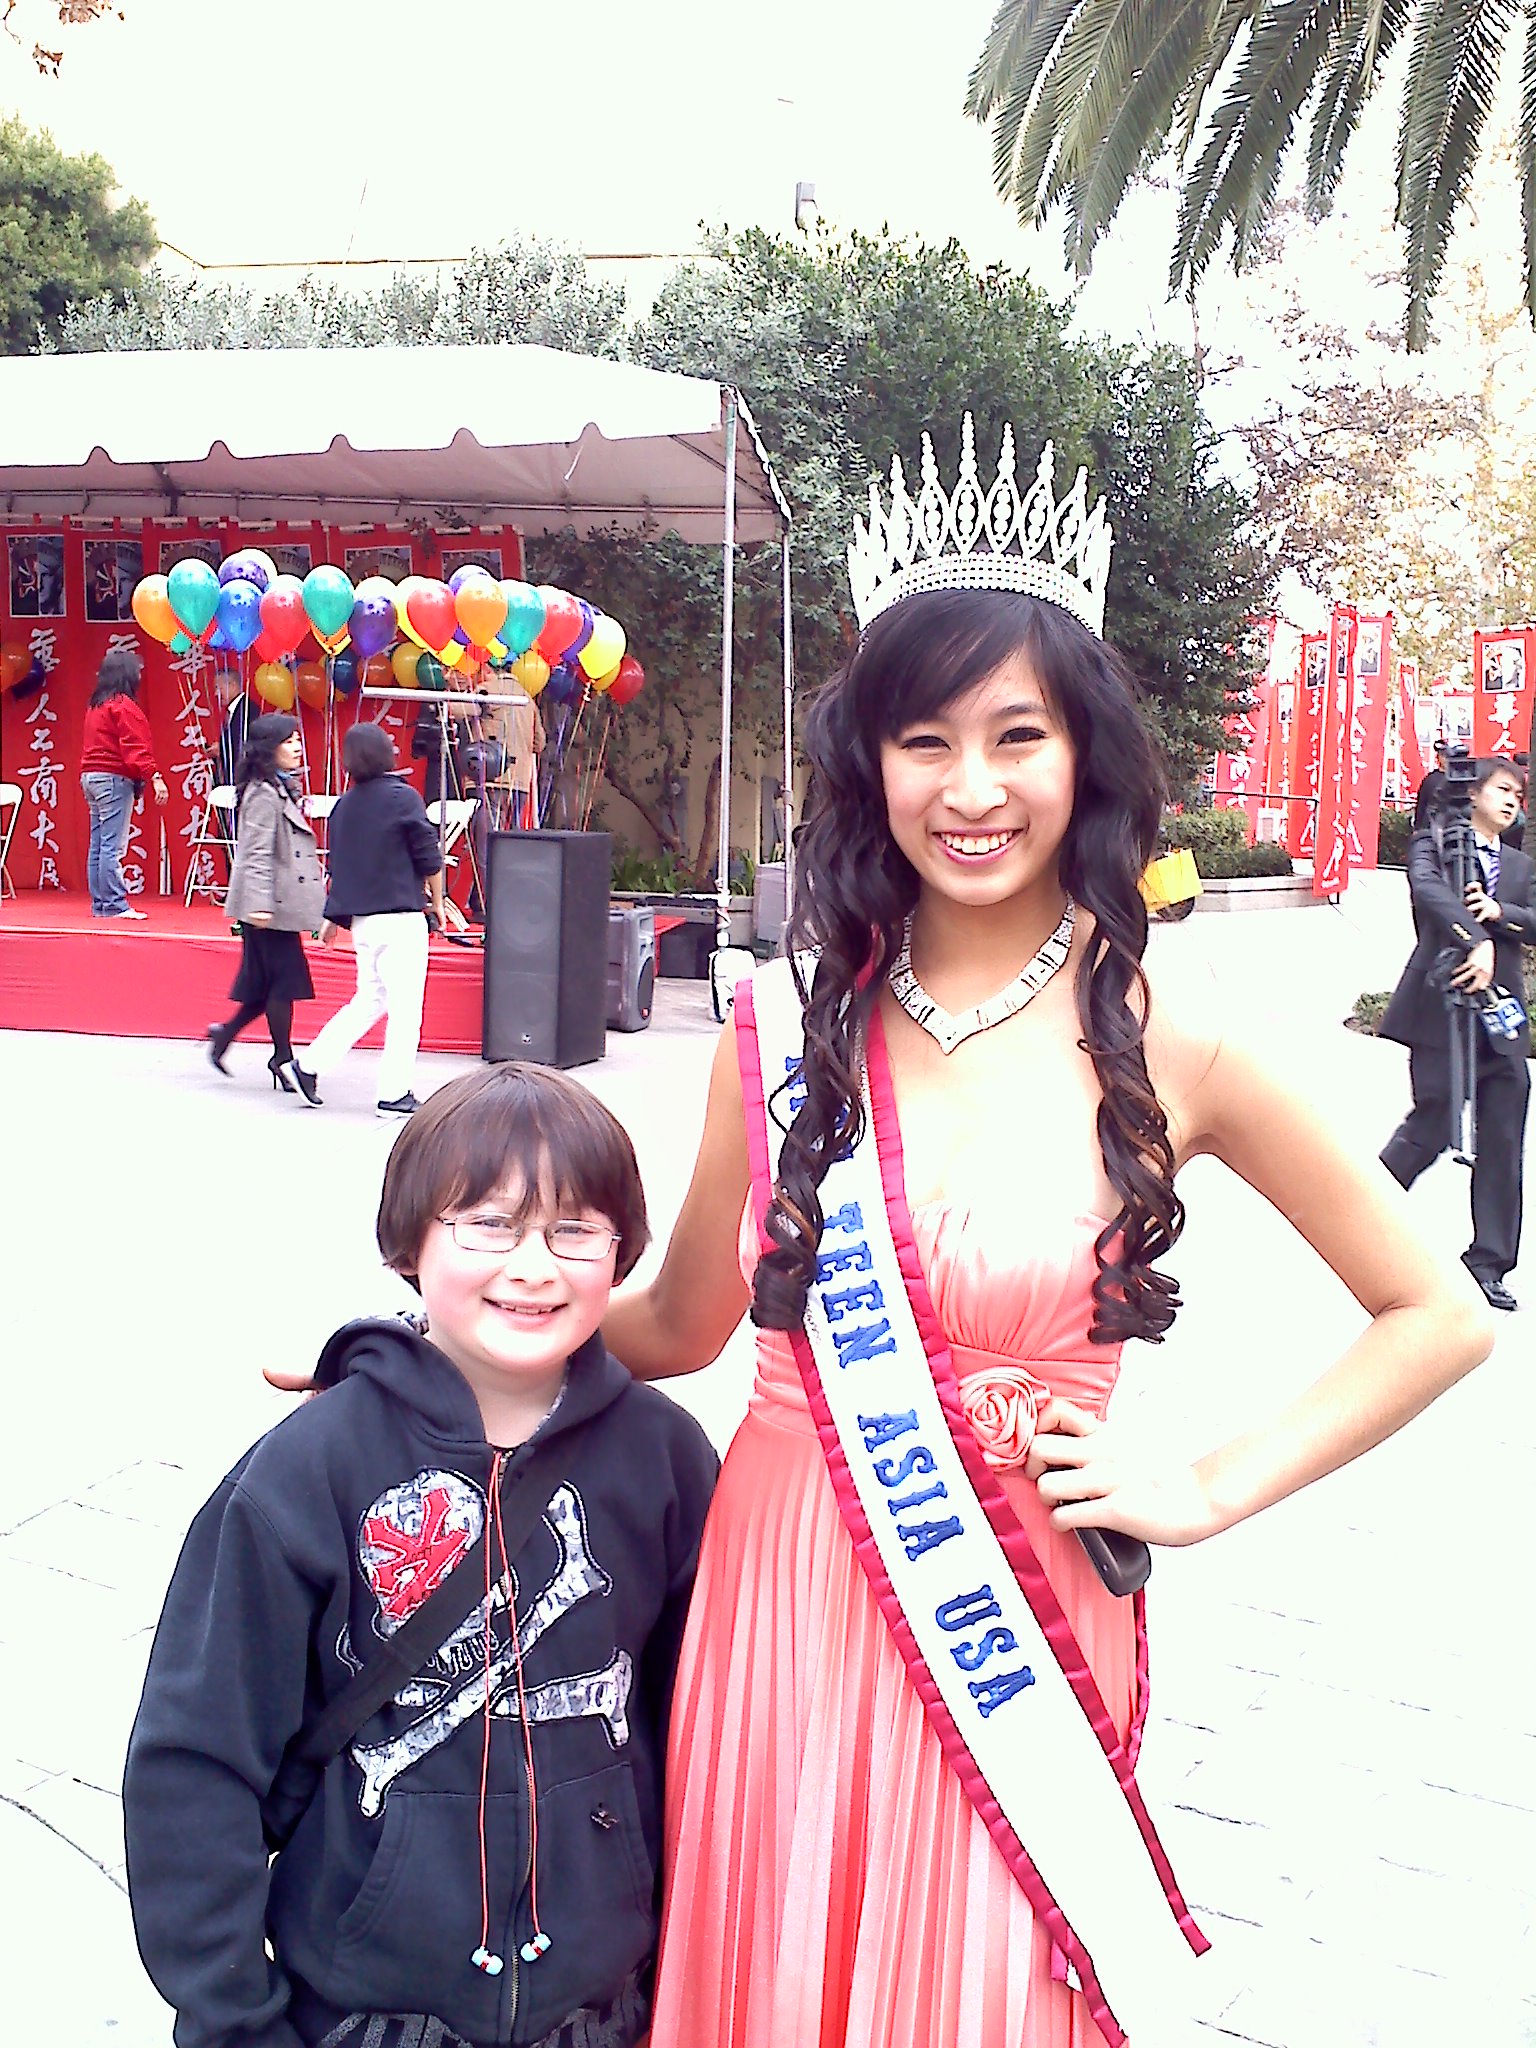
left=128, top=553, right=646, bottom=712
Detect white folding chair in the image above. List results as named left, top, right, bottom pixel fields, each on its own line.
left=184, top=785, right=238, bottom=904
left=426, top=798, right=478, bottom=932
left=0, top=782, right=20, bottom=900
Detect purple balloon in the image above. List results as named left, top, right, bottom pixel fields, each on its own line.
left=349, top=592, right=396, bottom=658
left=447, top=564, right=494, bottom=594
left=220, top=549, right=274, bottom=595
left=566, top=600, right=596, bottom=661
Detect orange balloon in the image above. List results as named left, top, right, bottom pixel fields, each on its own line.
left=295, top=660, right=329, bottom=710
left=508, top=648, right=550, bottom=698
left=131, top=575, right=179, bottom=646
left=390, top=642, right=422, bottom=689
left=1, top=641, right=31, bottom=689
left=360, top=651, right=395, bottom=690
left=454, top=579, right=508, bottom=650
left=254, top=661, right=296, bottom=710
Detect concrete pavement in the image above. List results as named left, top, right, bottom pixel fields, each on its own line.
left=2, top=872, right=1532, bottom=2046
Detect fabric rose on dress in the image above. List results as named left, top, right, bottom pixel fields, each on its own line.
left=958, top=1366, right=1053, bottom=1471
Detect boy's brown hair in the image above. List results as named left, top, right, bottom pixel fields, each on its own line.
left=376, top=1064, right=650, bottom=1287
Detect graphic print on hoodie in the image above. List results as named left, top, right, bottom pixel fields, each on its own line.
left=345, top=1471, right=631, bottom=1819
left=124, top=1319, right=718, bottom=2048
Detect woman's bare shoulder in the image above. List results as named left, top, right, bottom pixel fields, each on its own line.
left=1138, top=946, right=1234, bottom=1159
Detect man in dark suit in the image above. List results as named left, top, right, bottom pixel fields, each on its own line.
left=1380, top=759, right=1534, bottom=1310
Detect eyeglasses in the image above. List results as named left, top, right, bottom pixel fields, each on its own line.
left=439, top=1214, right=620, bottom=1263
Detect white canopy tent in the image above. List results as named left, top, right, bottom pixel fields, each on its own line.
left=0, top=343, right=794, bottom=933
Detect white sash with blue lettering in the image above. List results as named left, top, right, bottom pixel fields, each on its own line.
left=738, top=960, right=1205, bottom=2048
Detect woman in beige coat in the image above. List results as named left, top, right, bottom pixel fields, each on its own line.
left=207, top=713, right=326, bottom=1094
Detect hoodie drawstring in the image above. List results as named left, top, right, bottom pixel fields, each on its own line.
left=470, top=1450, right=551, bottom=1979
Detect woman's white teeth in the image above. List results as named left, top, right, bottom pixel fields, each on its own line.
left=938, top=831, right=1015, bottom=855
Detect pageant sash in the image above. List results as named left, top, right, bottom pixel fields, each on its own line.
left=736, top=961, right=1206, bottom=2048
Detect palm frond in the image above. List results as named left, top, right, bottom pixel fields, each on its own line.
left=1171, top=0, right=1268, bottom=154
left=1398, top=0, right=1518, bottom=345
left=1172, top=0, right=1349, bottom=289
left=1521, top=0, right=1536, bottom=329
left=1305, top=0, right=1415, bottom=216
left=965, top=0, right=1056, bottom=119
left=1066, top=0, right=1223, bottom=268
left=973, top=0, right=1092, bottom=223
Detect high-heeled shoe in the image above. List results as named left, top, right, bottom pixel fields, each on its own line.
left=206, top=1026, right=232, bottom=1077
left=268, top=1055, right=297, bottom=1094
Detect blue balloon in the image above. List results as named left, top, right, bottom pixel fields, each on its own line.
left=330, top=649, right=360, bottom=696
left=215, top=577, right=263, bottom=655
left=543, top=661, right=583, bottom=709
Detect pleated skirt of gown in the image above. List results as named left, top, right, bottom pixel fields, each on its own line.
left=649, top=1202, right=1143, bottom=2048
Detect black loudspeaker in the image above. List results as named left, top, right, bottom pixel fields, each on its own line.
left=483, top=832, right=611, bottom=1068
left=607, top=906, right=655, bottom=1032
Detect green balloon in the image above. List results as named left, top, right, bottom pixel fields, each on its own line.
left=167, top=558, right=220, bottom=639
left=302, top=564, right=355, bottom=640
left=416, top=653, right=445, bottom=689
left=170, top=630, right=192, bottom=654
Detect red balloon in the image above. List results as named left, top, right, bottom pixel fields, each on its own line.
left=607, top=655, right=646, bottom=708
left=259, top=577, right=309, bottom=657
left=534, top=586, right=584, bottom=663
left=405, top=579, right=456, bottom=655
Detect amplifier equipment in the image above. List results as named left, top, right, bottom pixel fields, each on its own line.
left=607, top=906, right=655, bottom=1032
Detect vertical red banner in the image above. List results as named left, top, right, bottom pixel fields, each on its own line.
left=1345, top=612, right=1392, bottom=871
left=1289, top=631, right=1328, bottom=858
left=1393, top=660, right=1426, bottom=801
left=1313, top=603, right=1358, bottom=896
left=1471, top=626, right=1536, bottom=765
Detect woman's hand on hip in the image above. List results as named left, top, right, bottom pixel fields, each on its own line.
left=1027, top=1397, right=1220, bottom=1549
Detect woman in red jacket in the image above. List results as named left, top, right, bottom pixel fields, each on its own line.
left=78, top=648, right=167, bottom=918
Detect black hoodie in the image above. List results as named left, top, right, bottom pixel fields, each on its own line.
left=124, top=1321, right=718, bottom=2048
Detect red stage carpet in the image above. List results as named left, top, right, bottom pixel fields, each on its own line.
left=0, top=893, right=484, bottom=1055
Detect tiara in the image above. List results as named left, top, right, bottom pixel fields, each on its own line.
left=847, top=416, right=1113, bottom=637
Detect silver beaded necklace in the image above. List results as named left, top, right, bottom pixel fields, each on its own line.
left=888, top=898, right=1076, bottom=1055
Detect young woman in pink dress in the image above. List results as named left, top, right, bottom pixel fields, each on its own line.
left=601, top=428, right=1491, bottom=2047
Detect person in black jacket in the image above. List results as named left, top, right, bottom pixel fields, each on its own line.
left=292, top=722, right=446, bottom=1117
left=124, top=1062, right=719, bottom=2048
left=1379, top=758, right=1535, bottom=1311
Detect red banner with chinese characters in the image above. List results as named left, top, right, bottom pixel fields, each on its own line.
left=1344, top=612, right=1392, bottom=870
left=1312, top=603, right=1358, bottom=896
left=1210, top=618, right=1277, bottom=838
left=1289, top=631, right=1328, bottom=859
left=0, top=519, right=522, bottom=897
left=1471, top=625, right=1536, bottom=765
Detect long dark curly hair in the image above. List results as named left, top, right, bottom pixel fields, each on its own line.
left=751, top=586, right=1184, bottom=1348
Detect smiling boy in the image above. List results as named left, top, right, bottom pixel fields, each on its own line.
left=125, top=1065, right=718, bottom=2048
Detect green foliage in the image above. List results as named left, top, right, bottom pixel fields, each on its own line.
left=1195, top=841, right=1296, bottom=879
left=1378, top=806, right=1415, bottom=868
left=54, top=240, right=626, bottom=357
left=0, top=117, right=156, bottom=354
left=1160, top=807, right=1251, bottom=856
left=965, top=0, right=1532, bottom=350
left=611, top=847, right=686, bottom=894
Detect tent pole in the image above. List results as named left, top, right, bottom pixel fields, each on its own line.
left=716, top=390, right=739, bottom=951
left=780, top=527, right=794, bottom=927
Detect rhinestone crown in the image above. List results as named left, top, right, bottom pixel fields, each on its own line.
left=847, top=415, right=1113, bottom=637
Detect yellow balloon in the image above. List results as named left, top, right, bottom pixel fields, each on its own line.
left=509, top=648, right=550, bottom=698
left=439, top=641, right=465, bottom=668
left=586, top=657, right=622, bottom=694
left=578, top=613, right=627, bottom=680
left=253, top=661, right=296, bottom=710
left=391, top=642, right=422, bottom=689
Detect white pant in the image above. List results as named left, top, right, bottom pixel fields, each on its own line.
left=303, top=912, right=429, bottom=1102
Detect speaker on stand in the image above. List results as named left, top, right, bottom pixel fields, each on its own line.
left=483, top=831, right=611, bottom=1068
left=607, top=906, right=655, bottom=1032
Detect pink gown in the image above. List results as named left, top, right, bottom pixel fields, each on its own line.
left=649, top=1193, right=1143, bottom=2048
